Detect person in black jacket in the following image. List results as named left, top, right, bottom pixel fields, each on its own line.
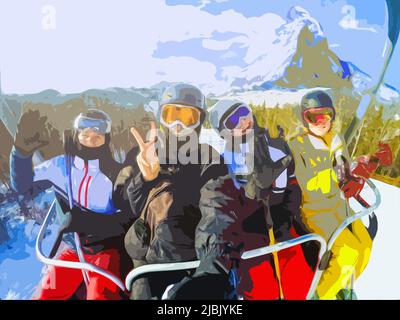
left=122, top=83, right=228, bottom=299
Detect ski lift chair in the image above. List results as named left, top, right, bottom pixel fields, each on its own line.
left=36, top=179, right=380, bottom=300
left=124, top=178, right=381, bottom=300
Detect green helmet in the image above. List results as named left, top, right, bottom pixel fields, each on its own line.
left=300, top=90, right=336, bottom=124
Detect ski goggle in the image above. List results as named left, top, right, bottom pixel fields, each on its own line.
left=73, top=114, right=111, bottom=134
left=303, top=107, right=335, bottom=125
left=222, top=105, right=252, bottom=130
left=160, top=104, right=202, bottom=129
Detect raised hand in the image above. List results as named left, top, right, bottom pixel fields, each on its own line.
left=14, top=110, right=50, bottom=156
left=130, top=121, right=160, bottom=181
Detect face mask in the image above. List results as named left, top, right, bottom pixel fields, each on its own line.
left=76, top=144, right=109, bottom=160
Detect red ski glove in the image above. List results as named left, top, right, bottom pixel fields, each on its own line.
left=351, top=156, right=376, bottom=179
left=341, top=176, right=365, bottom=199
left=373, top=142, right=393, bottom=166
left=352, top=143, right=393, bottom=179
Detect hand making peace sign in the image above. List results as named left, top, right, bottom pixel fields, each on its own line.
left=130, top=121, right=160, bottom=181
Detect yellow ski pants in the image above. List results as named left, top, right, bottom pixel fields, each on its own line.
left=315, top=219, right=372, bottom=299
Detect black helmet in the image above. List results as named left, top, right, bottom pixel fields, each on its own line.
left=69, top=108, right=113, bottom=155
left=158, top=83, right=206, bottom=137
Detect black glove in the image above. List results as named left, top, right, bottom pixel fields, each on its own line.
left=49, top=207, right=84, bottom=259
left=165, top=273, right=231, bottom=300
left=14, top=110, right=50, bottom=157
left=245, top=127, right=292, bottom=201
left=166, top=244, right=232, bottom=300
left=59, top=207, right=88, bottom=234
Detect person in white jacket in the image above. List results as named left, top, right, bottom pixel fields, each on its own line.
left=10, top=109, right=129, bottom=300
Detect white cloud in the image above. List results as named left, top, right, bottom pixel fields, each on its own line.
left=0, top=1, right=290, bottom=94
left=0, top=1, right=331, bottom=95
left=198, top=0, right=229, bottom=9
left=338, top=5, right=377, bottom=33
left=202, top=36, right=248, bottom=51
left=220, top=50, right=238, bottom=60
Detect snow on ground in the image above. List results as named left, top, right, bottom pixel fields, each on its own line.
left=353, top=180, right=400, bottom=299
left=217, top=87, right=330, bottom=107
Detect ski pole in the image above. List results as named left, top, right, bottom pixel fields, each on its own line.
left=262, top=202, right=284, bottom=299
left=268, top=227, right=284, bottom=300
left=354, top=194, right=371, bottom=208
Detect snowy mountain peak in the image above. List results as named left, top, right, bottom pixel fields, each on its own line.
left=287, top=6, right=324, bottom=37
left=226, top=7, right=328, bottom=93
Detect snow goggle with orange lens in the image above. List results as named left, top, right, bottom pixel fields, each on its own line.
left=303, top=107, right=335, bottom=125
left=222, top=104, right=252, bottom=130
left=160, top=104, right=202, bottom=129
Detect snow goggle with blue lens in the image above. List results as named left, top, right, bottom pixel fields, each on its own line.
left=73, top=114, right=111, bottom=134
left=222, top=105, right=252, bottom=130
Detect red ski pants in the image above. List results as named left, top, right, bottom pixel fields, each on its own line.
left=244, top=243, right=315, bottom=300
left=33, top=248, right=123, bottom=300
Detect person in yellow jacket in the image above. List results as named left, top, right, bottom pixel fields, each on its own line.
left=288, top=90, right=372, bottom=300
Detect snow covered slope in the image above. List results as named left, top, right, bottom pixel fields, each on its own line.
left=0, top=217, right=59, bottom=299
left=353, top=180, right=400, bottom=300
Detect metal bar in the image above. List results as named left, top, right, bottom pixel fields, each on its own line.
left=125, top=260, right=201, bottom=291
left=327, top=179, right=380, bottom=251
left=125, top=233, right=327, bottom=297
left=307, top=179, right=381, bottom=299
left=74, top=232, right=89, bottom=285
left=241, top=233, right=326, bottom=261
left=240, top=233, right=327, bottom=300
left=126, top=180, right=380, bottom=298
left=35, top=199, right=126, bottom=291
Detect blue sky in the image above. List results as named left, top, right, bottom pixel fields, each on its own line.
left=0, top=0, right=398, bottom=94
left=167, top=0, right=398, bottom=88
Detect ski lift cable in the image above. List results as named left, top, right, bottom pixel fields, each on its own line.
left=35, top=199, right=126, bottom=291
